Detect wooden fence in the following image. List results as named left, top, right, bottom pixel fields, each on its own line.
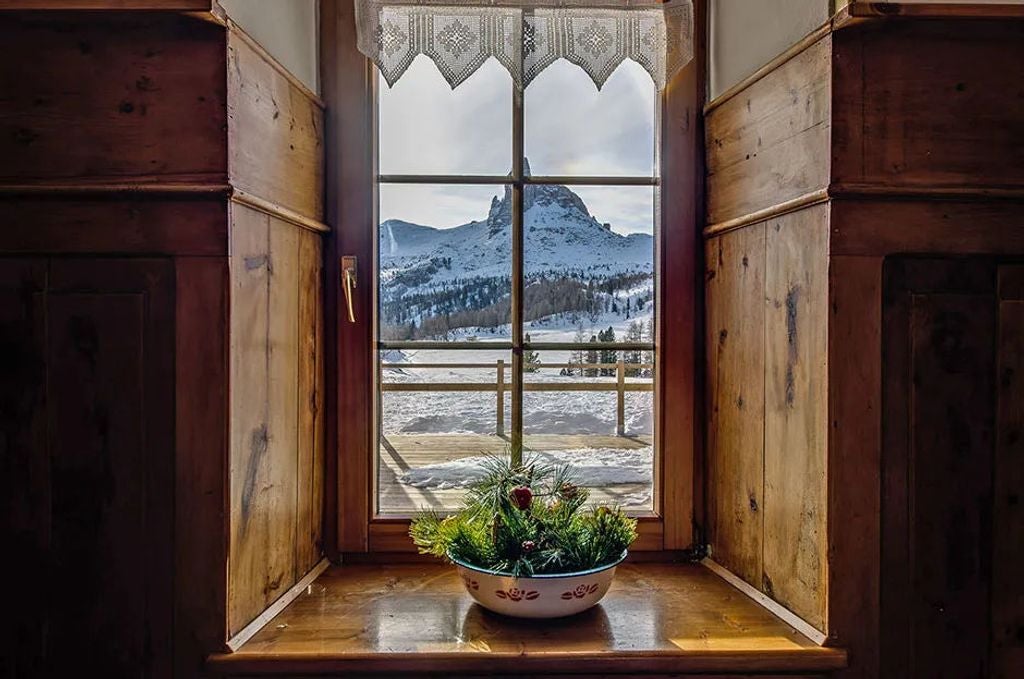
left=379, top=360, right=653, bottom=436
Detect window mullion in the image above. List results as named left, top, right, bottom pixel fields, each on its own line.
left=510, top=86, right=525, bottom=463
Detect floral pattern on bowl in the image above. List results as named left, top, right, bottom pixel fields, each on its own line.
left=452, top=551, right=626, bottom=618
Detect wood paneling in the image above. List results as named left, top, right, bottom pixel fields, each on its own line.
left=0, top=13, right=226, bottom=183
left=705, top=224, right=765, bottom=587
left=227, top=28, right=324, bottom=221
left=228, top=204, right=324, bottom=637
left=0, top=197, right=228, bottom=256
left=2, top=259, right=176, bottom=676
left=208, top=563, right=847, bottom=676
left=994, top=266, right=1024, bottom=677
left=705, top=36, right=831, bottom=226
left=175, top=257, right=229, bottom=676
left=881, top=259, right=996, bottom=678
left=763, top=205, right=828, bottom=630
left=832, top=20, right=1024, bottom=191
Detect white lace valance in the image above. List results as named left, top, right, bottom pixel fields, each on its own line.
left=355, top=0, right=694, bottom=90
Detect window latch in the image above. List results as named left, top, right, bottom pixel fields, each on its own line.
left=341, top=255, right=357, bottom=323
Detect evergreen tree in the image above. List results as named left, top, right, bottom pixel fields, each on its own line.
left=598, top=326, right=617, bottom=376
left=624, top=320, right=644, bottom=377
left=585, top=335, right=599, bottom=377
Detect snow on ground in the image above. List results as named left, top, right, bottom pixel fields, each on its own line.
left=400, top=447, right=653, bottom=489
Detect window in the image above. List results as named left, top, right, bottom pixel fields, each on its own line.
left=375, top=56, right=658, bottom=517
left=330, top=3, right=699, bottom=554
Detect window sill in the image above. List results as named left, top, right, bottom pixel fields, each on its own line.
left=207, top=562, right=846, bottom=676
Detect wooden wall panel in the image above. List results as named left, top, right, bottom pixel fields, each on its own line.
left=832, top=20, right=1024, bottom=191
left=295, top=231, right=325, bottom=574
left=994, top=266, right=1024, bottom=677
left=227, top=29, right=324, bottom=221
left=705, top=36, right=831, bottom=226
left=0, top=13, right=226, bottom=183
left=763, top=205, right=828, bottom=630
left=228, top=204, right=324, bottom=637
left=0, top=259, right=176, bottom=676
left=881, top=259, right=996, bottom=679
left=0, top=197, right=229, bottom=257
left=705, top=224, right=765, bottom=586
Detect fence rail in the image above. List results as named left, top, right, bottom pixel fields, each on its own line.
left=380, top=360, right=653, bottom=436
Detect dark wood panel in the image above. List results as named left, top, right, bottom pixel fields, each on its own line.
left=705, top=225, right=765, bottom=587
left=175, top=256, right=229, bottom=676
left=45, top=258, right=175, bottom=677
left=208, top=563, right=846, bottom=676
left=227, top=28, right=324, bottom=221
left=0, top=13, right=226, bottom=183
left=826, top=255, right=883, bottom=679
left=833, top=20, right=1024, bottom=191
left=0, top=197, right=229, bottom=256
left=994, top=265, right=1024, bottom=677
left=0, top=258, right=48, bottom=677
left=1, top=1, right=211, bottom=8
left=763, top=205, right=828, bottom=631
left=705, top=36, right=831, bottom=226
left=830, top=199, right=1024, bottom=257
left=882, top=258, right=996, bottom=679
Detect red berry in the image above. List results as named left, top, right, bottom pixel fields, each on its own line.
left=510, top=485, right=533, bottom=510
left=521, top=540, right=536, bottom=553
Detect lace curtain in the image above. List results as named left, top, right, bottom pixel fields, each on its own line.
left=355, top=0, right=694, bottom=90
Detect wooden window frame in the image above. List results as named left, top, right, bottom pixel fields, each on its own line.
left=322, top=0, right=705, bottom=558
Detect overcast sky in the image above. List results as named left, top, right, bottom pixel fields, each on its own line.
left=377, top=56, right=657, bottom=235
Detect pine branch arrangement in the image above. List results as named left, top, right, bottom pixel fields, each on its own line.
left=410, top=451, right=638, bottom=577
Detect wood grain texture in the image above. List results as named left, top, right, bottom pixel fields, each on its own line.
left=705, top=36, right=831, bottom=226
left=295, top=231, right=325, bottom=574
left=705, top=224, right=765, bottom=587
left=207, top=563, right=846, bottom=676
left=228, top=204, right=326, bottom=637
left=830, top=199, right=1024, bottom=257
left=826, top=256, right=882, bottom=679
left=227, top=27, right=324, bottom=221
left=994, top=266, right=1024, bottom=677
left=0, top=12, right=226, bottom=183
left=0, top=197, right=228, bottom=256
left=881, top=259, right=996, bottom=679
left=175, top=257, right=229, bottom=676
left=832, top=20, right=1024, bottom=191
left=40, top=259, right=175, bottom=677
left=763, top=206, right=828, bottom=631
left=228, top=202, right=276, bottom=635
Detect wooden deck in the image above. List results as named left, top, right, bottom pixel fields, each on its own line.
left=378, top=433, right=653, bottom=514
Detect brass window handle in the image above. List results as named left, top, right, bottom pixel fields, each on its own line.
left=341, top=256, right=357, bottom=323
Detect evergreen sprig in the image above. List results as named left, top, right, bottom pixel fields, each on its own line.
left=409, top=449, right=637, bottom=577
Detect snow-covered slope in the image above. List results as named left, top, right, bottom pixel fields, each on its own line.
left=380, top=162, right=654, bottom=338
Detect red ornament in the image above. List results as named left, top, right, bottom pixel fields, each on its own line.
left=521, top=540, right=536, bottom=553
left=510, top=485, right=533, bottom=510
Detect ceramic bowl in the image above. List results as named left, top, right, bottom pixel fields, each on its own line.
left=452, top=551, right=627, bottom=618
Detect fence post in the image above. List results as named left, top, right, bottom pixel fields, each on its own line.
left=496, top=359, right=505, bottom=437
left=617, top=358, right=625, bottom=436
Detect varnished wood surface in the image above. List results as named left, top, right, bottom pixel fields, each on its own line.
left=207, top=563, right=847, bottom=676
left=227, top=27, right=324, bottom=222
left=0, top=12, right=227, bottom=184
left=705, top=35, right=831, bottom=226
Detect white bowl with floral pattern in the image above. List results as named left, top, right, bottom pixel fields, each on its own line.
left=452, top=551, right=627, bottom=618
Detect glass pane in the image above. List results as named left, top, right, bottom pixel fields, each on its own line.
left=524, top=60, right=657, bottom=177
left=378, top=349, right=513, bottom=515
left=378, top=56, right=512, bottom=175
left=522, top=184, right=655, bottom=337
left=378, top=183, right=511, bottom=342
left=522, top=351, right=654, bottom=511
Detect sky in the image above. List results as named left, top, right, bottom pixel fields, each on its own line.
left=377, top=56, right=658, bottom=235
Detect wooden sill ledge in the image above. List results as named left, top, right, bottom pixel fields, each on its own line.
left=207, top=562, right=847, bottom=676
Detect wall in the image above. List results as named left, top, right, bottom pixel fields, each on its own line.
left=708, top=0, right=829, bottom=99
left=219, top=0, right=319, bottom=93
